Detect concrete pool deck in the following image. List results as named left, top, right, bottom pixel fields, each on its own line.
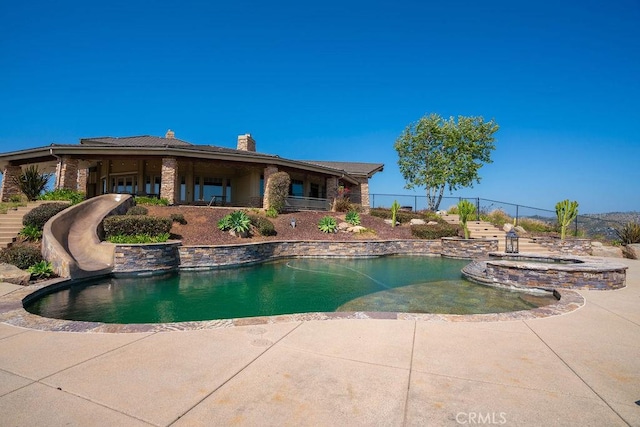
left=0, top=258, right=638, bottom=426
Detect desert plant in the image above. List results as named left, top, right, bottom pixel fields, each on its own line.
left=13, top=165, right=51, bottom=201
left=556, top=199, right=579, bottom=239
left=102, top=215, right=172, bottom=238
left=615, top=222, right=640, bottom=245
left=249, top=215, right=277, bottom=236
left=266, top=172, right=291, bottom=213
left=18, top=225, right=43, bottom=241
left=9, top=194, right=23, bottom=203
left=0, top=244, right=43, bottom=269
left=22, top=202, right=69, bottom=230
left=390, top=200, right=401, bottom=228
left=265, top=207, right=278, bottom=218
left=126, top=205, right=149, bottom=216
left=218, top=211, right=251, bottom=235
left=170, top=213, right=187, bottom=225
left=318, top=216, right=338, bottom=233
left=27, top=261, right=54, bottom=279
left=39, top=188, right=85, bottom=204
left=345, top=210, right=361, bottom=226
left=457, top=199, right=476, bottom=239
left=134, top=196, right=169, bottom=206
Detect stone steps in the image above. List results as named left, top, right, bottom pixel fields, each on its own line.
left=0, top=201, right=54, bottom=249
left=439, top=214, right=550, bottom=254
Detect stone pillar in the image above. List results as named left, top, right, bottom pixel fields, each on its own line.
left=55, top=156, right=79, bottom=190
left=0, top=165, right=23, bottom=202
left=77, top=168, right=88, bottom=193
left=357, top=178, right=370, bottom=213
left=161, top=157, right=178, bottom=205
left=326, top=176, right=339, bottom=211
left=262, top=165, right=279, bottom=210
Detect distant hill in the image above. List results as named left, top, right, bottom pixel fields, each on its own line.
left=576, top=212, right=640, bottom=240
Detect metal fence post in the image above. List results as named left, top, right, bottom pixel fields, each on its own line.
left=476, top=198, right=480, bottom=221
left=515, top=205, right=519, bottom=226
left=414, top=196, right=417, bottom=212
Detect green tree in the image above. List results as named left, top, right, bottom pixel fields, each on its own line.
left=13, top=166, right=52, bottom=201
left=394, top=113, right=499, bottom=211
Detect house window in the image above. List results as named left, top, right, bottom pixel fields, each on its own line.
left=195, top=176, right=232, bottom=204
left=310, top=183, right=319, bottom=198
left=290, top=179, right=304, bottom=197
left=145, top=176, right=161, bottom=197
left=110, top=176, right=137, bottom=194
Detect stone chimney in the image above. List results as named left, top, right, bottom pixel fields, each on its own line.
left=165, top=129, right=175, bottom=139
left=237, top=134, right=256, bottom=152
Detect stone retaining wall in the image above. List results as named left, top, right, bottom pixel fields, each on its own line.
left=532, top=237, right=592, bottom=256
left=113, top=241, right=181, bottom=274
left=484, top=261, right=626, bottom=290
left=441, top=237, right=498, bottom=259
left=110, top=240, right=443, bottom=273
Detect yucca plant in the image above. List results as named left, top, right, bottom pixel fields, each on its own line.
left=13, top=166, right=51, bottom=201
left=615, top=222, right=640, bottom=245
left=457, top=199, right=476, bottom=239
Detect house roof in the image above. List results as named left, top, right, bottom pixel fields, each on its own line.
left=81, top=135, right=193, bottom=147
left=0, top=134, right=384, bottom=184
left=302, top=161, right=384, bottom=178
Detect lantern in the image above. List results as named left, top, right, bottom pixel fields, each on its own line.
left=505, top=230, right=519, bottom=254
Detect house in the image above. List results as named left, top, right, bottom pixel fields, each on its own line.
left=0, top=131, right=384, bottom=211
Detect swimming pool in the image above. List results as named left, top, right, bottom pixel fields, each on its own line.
left=24, top=256, right=556, bottom=324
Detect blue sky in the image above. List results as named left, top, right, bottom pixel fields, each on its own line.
left=1, top=0, right=638, bottom=214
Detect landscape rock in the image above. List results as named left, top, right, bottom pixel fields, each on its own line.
left=514, top=226, right=527, bottom=234
left=503, top=223, right=514, bottom=232
left=0, top=263, right=31, bottom=286
left=427, top=221, right=438, bottom=225
left=410, top=219, right=426, bottom=225
left=348, top=226, right=367, bottom=233
left=624, top=243, right=640, bottom=260
left=338, top=222, right=350, bottom=230
left=591, top=245, right=624, bottom=258
left=384, top=219, right=399, bottom=226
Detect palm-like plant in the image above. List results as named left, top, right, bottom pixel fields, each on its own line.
left=457, top=199, right=476, bottom=239
left=13, top=166, right=51, bottom=201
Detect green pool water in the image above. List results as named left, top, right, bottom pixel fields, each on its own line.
left=25, top=256, right=556, bottom=324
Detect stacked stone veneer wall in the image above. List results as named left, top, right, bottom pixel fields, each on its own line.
left=484, top=261, right=626, bottom=290
left=0, top=165, right=22, bottom=201
left=112, top=242, right=181, bottom=274
left=441, top=237, right=499, bottom=259
left=110, top=240, right=441, bottom=273
left=533, top=238, right=592, bottom=256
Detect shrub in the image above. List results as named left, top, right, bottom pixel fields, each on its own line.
left=22, top=203, right=69, bottom=230
left=481, top=209, right=511, bottom=228
left=333, top=197, right=353, bottom=213
left=265, top=207, right=278, bottom=218
left=170, top=213, right=187, bottom=225
left=370, top=208, right=422, bottom=224
left=103, top=215, right=172, bottom=238
left=134, top=196, right=169, bottom=206
left=107, top=233, right=170, bottom=244
left=28, top=261, right=54, bottom=279
left=518, top=218, right=555, bottom=233
left=411, top=223, right=461, bottom=239
left=39, top=188, right=85, bottom=205
left=345, top=210, right=361, bottom=226
left=266, top=172, right=290, bottom=213
left=126, top=205, right=149, bottom=216
left=13, top=165, right=51, bottom=201
left=615, top=222, right=640, bottom=245
left=0, top=244, right=43, bottom=269
left=18, top=225, right=43, bottom=241
left=318, top=216, right=338, bottom=233
left=249, top=215, right=277, bottom=236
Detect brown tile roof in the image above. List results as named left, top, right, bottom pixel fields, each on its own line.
left=81, top=135, right=193, bottom=147
left=301, top=161, right=384, bottom=177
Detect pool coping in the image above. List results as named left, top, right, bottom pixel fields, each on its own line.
left=0, top=275, right=586, bottom=333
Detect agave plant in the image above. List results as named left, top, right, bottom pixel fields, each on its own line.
left=615, top=222, right=640, bottom=245
left=318, top=216, right=338, bottom=233
left=345, top=210, right=361, bottom=226
left=457, top=199, right=476, bottom=239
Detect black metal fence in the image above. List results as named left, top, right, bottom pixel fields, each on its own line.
left=370, top=194, right=627, bottom=241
